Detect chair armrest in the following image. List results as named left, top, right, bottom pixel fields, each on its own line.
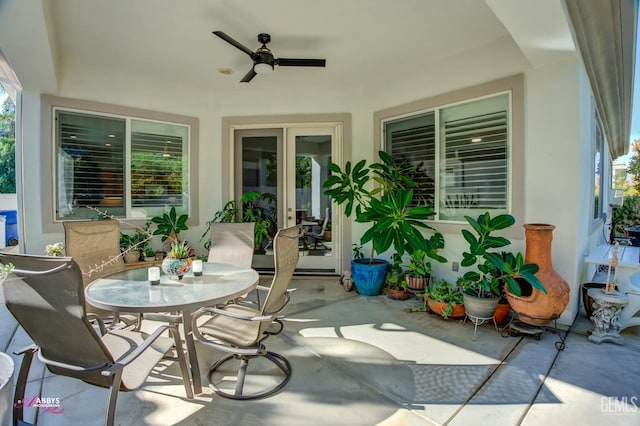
left=86, top=313, right=108, bottom=335
left=196, top=306, right=271, bottom=322
left=101, top=324, right=176, bottom=376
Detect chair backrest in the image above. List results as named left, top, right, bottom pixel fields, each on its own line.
left=207, top=222, right=255, bottom=267
left=0, top=253, right=114, bottom=386
left=64, top=220, right=125, bottom=285
left=258, top=225, right=301, bottom=335
left=313, top=207, right=330, bottom=236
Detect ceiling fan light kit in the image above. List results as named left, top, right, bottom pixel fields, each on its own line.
left=254, top=62, right=273, bottom=74
left=213, top=31, right=326, bottom=82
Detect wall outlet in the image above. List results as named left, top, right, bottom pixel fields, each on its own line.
left=452, top=261, right=459, bottom=272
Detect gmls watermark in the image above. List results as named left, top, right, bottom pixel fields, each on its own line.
left=601, top=396, right=638, bottom=414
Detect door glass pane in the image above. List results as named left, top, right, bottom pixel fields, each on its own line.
left=241, top=136, right=278, bottom=254
left=296, top=135, right=332, bottom=256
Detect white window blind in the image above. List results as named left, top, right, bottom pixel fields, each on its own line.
left=56, top=111, right=125, bottom=218
left=130, top=131, right=185, bottom=208
left=55, top=110, right=189, bottom=220
left=385, top=113, right=436, bottom=206
left=384, top=92, right=510, bottom=222
left=439, top=97, right=509, bottom=221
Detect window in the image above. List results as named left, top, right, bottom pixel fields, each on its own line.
left=593, top=112, right=604, bottom=220
left=383, top=93, right=510, bottom=222
left=55, top=109, right=189, bottom=220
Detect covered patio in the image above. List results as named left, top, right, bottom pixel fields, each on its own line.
left=2, top=276, right=639, bottom=425
left=1, top=1, right=640, bottom=424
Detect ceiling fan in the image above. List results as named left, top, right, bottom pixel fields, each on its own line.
left=213, top=31, right=326, bottom=82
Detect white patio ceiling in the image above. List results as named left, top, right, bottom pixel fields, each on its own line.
left=0, top=0, right=574, bottom=94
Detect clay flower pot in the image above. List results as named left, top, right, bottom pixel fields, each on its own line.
left=426, top=297, right=466, bottom=319
left=505, top=224, right=570, bottom=326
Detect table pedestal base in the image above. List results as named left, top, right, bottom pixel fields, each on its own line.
left=588, top=288, right=629, bottom=345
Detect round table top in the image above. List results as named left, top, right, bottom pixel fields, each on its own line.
left=85, top=262, right=259, bottom=313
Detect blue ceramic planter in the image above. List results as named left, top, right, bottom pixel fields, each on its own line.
left=351, top=259, right=388, bottom=296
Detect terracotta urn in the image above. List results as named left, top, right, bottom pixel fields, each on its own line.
left=506, top=223, right=570, bottom=326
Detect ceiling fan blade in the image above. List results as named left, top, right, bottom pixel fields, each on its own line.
left=240, top=68, right=257, bottom=83
left=213, top=31, right=255, bottom=58
left=277, top=58, right=326, bottom=67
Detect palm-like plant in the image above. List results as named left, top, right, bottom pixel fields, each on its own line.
left=151, top=206, right=189, bottom=243
left=323, top=151, right=446, bottom=263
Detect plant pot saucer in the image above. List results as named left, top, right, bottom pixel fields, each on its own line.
left=387, top=290, right=410, bottom=300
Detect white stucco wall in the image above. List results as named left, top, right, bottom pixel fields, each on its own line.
left=523, top=59, right=583, bottom=324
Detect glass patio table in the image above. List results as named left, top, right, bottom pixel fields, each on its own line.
left=84, top=262, right=260, bottom=395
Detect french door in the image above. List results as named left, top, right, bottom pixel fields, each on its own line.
left=234, top=125, right=339, bottom=273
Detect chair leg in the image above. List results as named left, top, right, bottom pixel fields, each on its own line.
left=208, top=351, right=292, bottom=400
left=105, top=369, right=123, bottom=426
left=13, top=346, right=37, bottom=426
left=235, top=358, right=249, bottom=396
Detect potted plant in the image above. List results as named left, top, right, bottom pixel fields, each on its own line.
left=152, top=206, right=189, bottom=250
left=424, top=278, right=465, bottom=319
left=143, top=247, right=156, bottom=262
left=323, top=151, right=447, bottom=296
left=459, top=212, right=546, bottom=319
left=386, top=254, right=409, bottom=300
left=120, top=232, right=142, bottom=263
left=161, top=240, right=192, bottom=280
left=406, top=247, right=442, bottom=294
left=199, top=191, right=275, bottom=254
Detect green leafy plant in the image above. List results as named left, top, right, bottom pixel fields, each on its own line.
left=407, top=249, right=435, bottom=278
left=323, top=151, right=447, bottom=264
left=45, top=242, right=65, bottom=257
left=0, top=262, right=14, bottom=281
left=460, top=212, right=546, bottom=298
left=144, top=247, right=156, bottom=258
left=425, top=278, right=464, bottom=319
left=151, top=206, right=189, bottom=243
left=613, top=195, right=640, bottom=237
left=168, top=240, right=190, bottom=259
left=352, top=243, right=365, bottom=261
left=386, top=253, right=407, bottom=291
left=200, top=191, right=275, bottom=252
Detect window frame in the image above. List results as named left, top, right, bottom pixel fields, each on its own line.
left=373, top=74, right=524, bottom=237
left=41, top=95, right=199, bottom=232
left=591, top=107, right=605, bottom=224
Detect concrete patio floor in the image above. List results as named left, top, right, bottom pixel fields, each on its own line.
left=2, top=276, right=640, bottom=425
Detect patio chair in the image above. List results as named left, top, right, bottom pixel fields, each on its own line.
left=306, top=207, right=330, bottom=250
left=193, top=225, right=301, bottom=400
left=64, top=220, right=138, bottom=327
left=207, top=222, right=255, bottom=267
left=207, top=221, right=256, bottom=304
left=0, top=253, right=193, bottom=426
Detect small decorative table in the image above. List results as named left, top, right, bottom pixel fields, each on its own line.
left=588, top=288, right=629, bottom=345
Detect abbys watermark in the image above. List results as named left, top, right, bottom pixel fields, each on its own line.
left=14, top=394, right=64, bottom=415
left=601, top=396, right=638, bottom=414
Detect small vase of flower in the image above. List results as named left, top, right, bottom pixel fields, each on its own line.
left=161, top=241, right=192, bottom=280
